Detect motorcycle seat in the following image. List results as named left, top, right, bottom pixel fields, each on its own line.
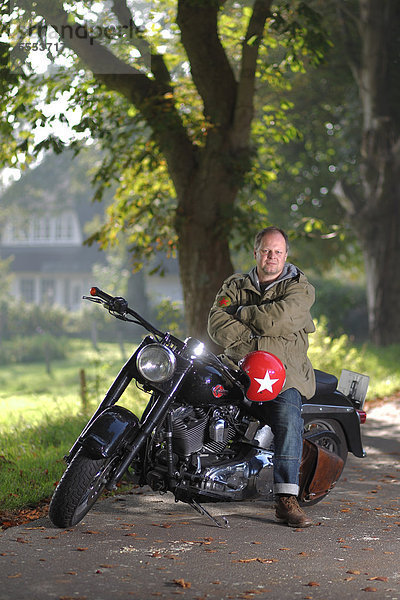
left=314, top=369, right=338, bottom=395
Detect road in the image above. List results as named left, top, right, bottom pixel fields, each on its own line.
left=1, top=401, right=400, bottom=600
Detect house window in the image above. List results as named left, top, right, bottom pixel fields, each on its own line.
left=40, top=279, right=55, bottom=304
left=55, top=214, right=75, bottom=241
left=71, top=284, right=81, bottom=308
left=33, top=216, right=51, bottom=241
left=20, top=279, right=35, bottom=303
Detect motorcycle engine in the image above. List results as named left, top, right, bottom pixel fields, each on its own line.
left=170, top=406, right=236, bottom=457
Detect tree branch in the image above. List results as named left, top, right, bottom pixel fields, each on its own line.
left=231, top=0, right=272, bottom=149
left=332, top=179, right=361, bottom=216
left=29, top=0, right=196, bottom=197
left=111, top=0, right=172, bottom=88
left=176, top=0, right=237, bottom=127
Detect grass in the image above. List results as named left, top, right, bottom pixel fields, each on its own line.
left=1, top=334, right=400, bottom=516
left=0, top=340, right=149, bottom=513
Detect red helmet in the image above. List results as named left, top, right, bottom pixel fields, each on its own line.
left=239, top=351, right=286, bottom=402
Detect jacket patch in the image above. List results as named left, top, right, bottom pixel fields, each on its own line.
left=217, top=296, right=231, bottom=307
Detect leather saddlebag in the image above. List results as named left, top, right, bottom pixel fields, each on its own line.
left=298, top=438, right=345, bottom=502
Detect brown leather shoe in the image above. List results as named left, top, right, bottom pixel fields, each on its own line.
left=275, top=495, right=313, bottom=528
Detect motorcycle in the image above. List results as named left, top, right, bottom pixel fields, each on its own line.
left=49, top=287, right=368, bottom=529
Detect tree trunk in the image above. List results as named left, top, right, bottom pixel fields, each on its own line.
left=360, top=198, right=400, bottom=345
left=335, top=0, right=400, bottom=345
left=176, top=148, right=237, bottom=344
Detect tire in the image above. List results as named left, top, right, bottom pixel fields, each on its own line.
left=303, top=417, right=348, bottom=463
left=301, top=417, right=348, bottom=506
left=49, top=449, right=116, bottom=528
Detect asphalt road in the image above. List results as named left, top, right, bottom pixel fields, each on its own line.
left=1, top=402, right=400, bottom=600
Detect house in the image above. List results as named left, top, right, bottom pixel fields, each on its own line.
left=0, top=150, right=183, bottom=314
left=0, top=151, right=107, bottom=311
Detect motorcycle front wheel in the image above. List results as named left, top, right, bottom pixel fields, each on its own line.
left=49, top=449, right=116, bottom=528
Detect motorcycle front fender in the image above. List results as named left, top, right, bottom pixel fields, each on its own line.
left=302, top=391, right=365, bottom=458
left=80, top=406, right=140, bottom=459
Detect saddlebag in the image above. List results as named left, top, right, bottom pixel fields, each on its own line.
left=299, top=439, right=344, bottom=502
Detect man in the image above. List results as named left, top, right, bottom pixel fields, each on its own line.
left=207, top=226, right=316, bottom=527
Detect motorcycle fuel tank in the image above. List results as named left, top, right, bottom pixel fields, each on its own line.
left=176, top=363, right=243, bottom=407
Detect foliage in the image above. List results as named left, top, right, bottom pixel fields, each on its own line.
left=0, top=0, right=331, bottom=266
left=154, top=298, right=185, bottom=339
left=310, top=273, right=367, bottom=340
left=0, top=333, right=68, bottom=365
left=308, top=316, right=363, bottom=377
left=308, top=318, right=400, bottom=400
left=0, top=299, right=73, bottom=339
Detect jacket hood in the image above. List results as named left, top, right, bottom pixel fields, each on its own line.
left=249, top=262, right=300, bottom=293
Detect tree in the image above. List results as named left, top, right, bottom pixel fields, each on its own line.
left=0, top=0, right=327, bottom=342
left=332, top=0, right=400, bottom=345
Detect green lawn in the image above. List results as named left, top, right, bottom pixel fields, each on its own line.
left=0, top=340, right=148, bottom=512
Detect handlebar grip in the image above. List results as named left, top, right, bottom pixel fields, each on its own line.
left=90, top=287, right=114, bottom=302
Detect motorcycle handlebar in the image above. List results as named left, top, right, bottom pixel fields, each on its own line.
left=88, top=286, right=164, bottom=338
left=90, top=286, right=113, bottom=303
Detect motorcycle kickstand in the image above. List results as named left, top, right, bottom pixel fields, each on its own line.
left=186, top=498, right=230, bottom=529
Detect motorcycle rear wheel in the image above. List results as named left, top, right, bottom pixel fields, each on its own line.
left=303, top=417, right=348, bottom=463
left=49, top=449, right=115, bottom=528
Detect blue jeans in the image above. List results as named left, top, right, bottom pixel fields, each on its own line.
left=257, top=388, right=303, bottom=496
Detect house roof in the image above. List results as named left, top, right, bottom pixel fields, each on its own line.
left=0, top=245, right=104, bottom=274
left=1, top=149, right=109, bottom=227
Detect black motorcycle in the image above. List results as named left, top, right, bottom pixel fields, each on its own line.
left=49, top=287, right=368, bottom=529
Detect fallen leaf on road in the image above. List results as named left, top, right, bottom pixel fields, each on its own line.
left=347, top=570, right=361, bottom=574
left=362, top=587, right=377, bottom=592
left=305, top=581, right=320, bottom=587
left=76, top=547, right=89, bottom=552
left=234, top=558, right=279, bottom=564
left=173, top=578, right=191, bottom=588
left=7, top=573, right=21, bottom=578
left=367, top=577, right=388, bottom=582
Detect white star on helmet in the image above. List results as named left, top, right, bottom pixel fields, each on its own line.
left=254, top=369, right=279, bottom=394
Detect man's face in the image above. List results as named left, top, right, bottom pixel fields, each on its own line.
left=254, top=231, right=288, bottom=283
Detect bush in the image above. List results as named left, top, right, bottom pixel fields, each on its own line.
left=0, top=334, right=68, bottom=365
left=308, top=317, right=363, bottom=378
left=310, top=275, right=368, bottom=341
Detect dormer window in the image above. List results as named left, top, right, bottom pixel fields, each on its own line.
left=1, top=211, right=82, bottom=245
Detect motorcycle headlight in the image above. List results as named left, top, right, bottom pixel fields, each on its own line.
left=136, top=344, right=177, bottom=383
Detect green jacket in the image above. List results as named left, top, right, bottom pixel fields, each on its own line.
left=207, top=264, right=316, bottom=399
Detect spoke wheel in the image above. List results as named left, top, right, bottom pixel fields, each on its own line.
left=49, top=449, right=117, bottom=528
left=303, top=417, right=348, bottom=462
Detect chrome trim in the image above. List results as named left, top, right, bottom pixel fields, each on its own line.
left=136, top=343, right=177, bottom=383
left=302, top=404, right=354, bottom=414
